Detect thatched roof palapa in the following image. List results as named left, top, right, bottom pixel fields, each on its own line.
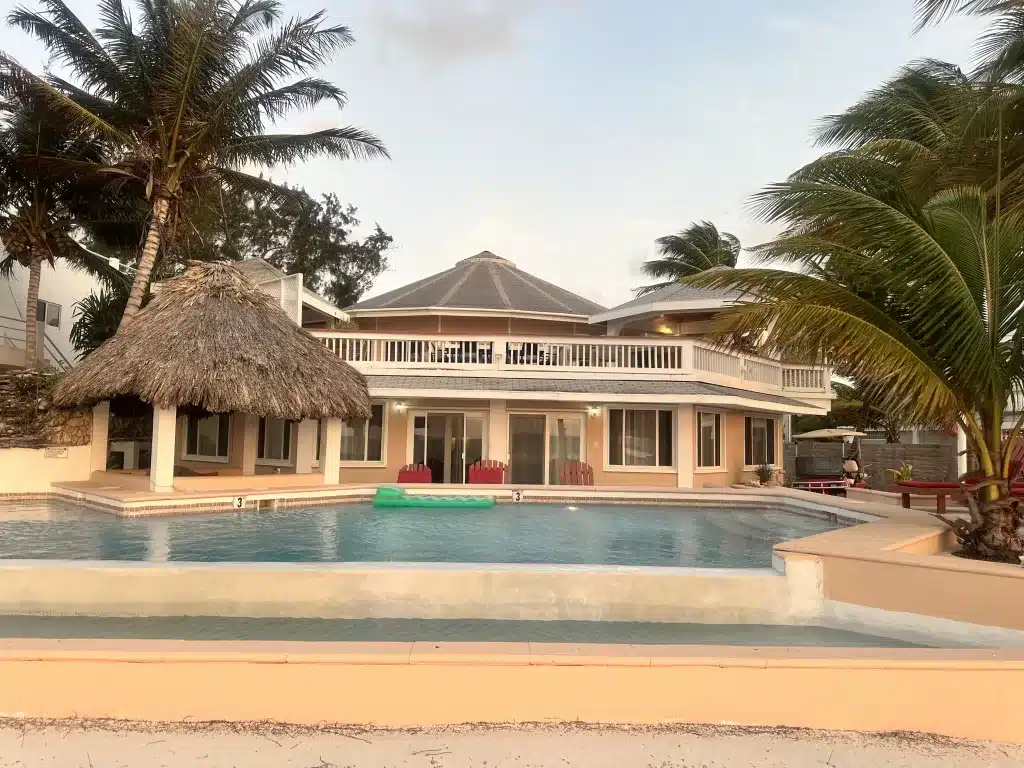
left=52, top=262, right=371, bottom=421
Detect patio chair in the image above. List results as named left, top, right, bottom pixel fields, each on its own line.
left=468, top=459, right=507, bottom=484
left=559, top=460, right=594, bottom=486
left=396, top=463, right=432, bottom=483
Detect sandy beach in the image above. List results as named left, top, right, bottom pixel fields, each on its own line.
left=1, top=720, right=1021, bottom=767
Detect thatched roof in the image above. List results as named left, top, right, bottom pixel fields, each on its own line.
left=52, top=262, right=371, bottom=421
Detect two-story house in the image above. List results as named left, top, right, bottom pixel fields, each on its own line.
left=311, top=251, right=831, bottom=488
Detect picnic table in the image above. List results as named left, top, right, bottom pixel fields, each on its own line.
left=889, top=482, right=962, bottom=514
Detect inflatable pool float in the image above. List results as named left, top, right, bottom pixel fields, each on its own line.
left=371, top=486, right=495, bottom=509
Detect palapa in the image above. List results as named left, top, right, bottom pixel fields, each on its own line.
left=51, top=262, right=371, bottom=421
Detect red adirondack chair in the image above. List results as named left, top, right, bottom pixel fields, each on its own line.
left=468, top=459, right=507, bottom=484
left=396, top=463, right=432, bottom=483
left=559, top=460, right=594, bottom=486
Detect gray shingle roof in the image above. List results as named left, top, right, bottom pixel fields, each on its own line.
left=364, top=375, right=811, bottom=408
left=346, top=251, right=606, bottom=317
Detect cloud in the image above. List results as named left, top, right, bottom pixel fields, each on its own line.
left=369, top=0, right=546, bottom=71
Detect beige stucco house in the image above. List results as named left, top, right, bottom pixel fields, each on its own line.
left=296, top=250, right=832, bottom=489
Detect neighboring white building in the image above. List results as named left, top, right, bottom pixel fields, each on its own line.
left=0, top=258, right=101, bottom=370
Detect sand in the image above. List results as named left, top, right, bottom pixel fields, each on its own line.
left=1, top=721, right=1022, bottom=767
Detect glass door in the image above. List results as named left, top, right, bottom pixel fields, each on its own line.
left=548, top=414, right=583, bottom=484
left=508, top=414, right=546, bottom=484
left=413, top=412, right=488, bottom=483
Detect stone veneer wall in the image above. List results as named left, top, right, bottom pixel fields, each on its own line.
left=0, top=368, right=91, bottom=449
left=784, top=440, right=957, bottom=489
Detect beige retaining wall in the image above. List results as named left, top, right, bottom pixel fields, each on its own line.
left=0, top=445, right=93, bottom=494
left=0, top=641, right=1021, bottom=744
left=0, top=562, right=803, bottom=624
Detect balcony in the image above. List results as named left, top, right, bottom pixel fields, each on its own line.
left=311, top=332, right=832, bottom=400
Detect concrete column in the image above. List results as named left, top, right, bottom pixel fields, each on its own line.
left=957, top=426, right=969, bottom=479
left=676, top=405, right=695, bottom=488
left=150, top=406, right=177, bottom=493
left=90, top=401, right=110, bottom=474
left=488, top=399, right=508, bottom=463
left=240, top=414, right=259, bottom=476
left=321, top=418, right=342, bottom=485
left=294, top=419, right=318, bottom=474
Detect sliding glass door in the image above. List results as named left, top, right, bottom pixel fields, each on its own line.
left=508, top=413, right=586, bottom=485
left=412, top=412, right=487, bottom=484
left=508, top=414, right=546, bottom=484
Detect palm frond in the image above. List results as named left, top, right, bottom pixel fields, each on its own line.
left=220, top=126, right=389, bottom=166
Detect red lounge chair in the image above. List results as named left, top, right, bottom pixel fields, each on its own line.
left=468, top=459, right=507, bottom=484
left=559, top=460, right=594, bottom=486
left=396, top=463, right=432, bottom=483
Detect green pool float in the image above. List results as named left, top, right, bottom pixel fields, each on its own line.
left=372, top=486, right=495, bottom=509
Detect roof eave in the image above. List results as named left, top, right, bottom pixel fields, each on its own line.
left=344, top=306, right=594, bottom=323
left=589, top=298, right=739, bottom=325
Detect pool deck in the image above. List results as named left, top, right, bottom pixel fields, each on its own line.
left=18, top=476, right=906, bottom=520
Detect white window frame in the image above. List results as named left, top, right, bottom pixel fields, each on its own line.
left=603, top=406, right=675, bottom=473
left=743, top=412, right=778, bottom=470
left=339, top=402, right=388, bottom=465
left=180, top=413, right=231, bottom=464
left=256, top=416, right=294, bottom=467
left=36, top=299, right=61, bottom=329
left=695, top=410, right=725, bottom=472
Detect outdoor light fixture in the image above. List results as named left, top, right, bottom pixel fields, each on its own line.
left=587, top=406, right=600, bottom=417
left=394, top=402, right=407, bottom=412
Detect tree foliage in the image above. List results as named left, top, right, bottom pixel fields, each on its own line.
left=0, top=0, right=387, bottom=327
left=685, top=6, right=1024, bottom=560
left=171, top=185, right=391, bottom=307
left=640, top=221, right=740, bottom=294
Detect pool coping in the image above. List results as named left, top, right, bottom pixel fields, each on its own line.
left=0, top=638, right=1023, bottom=744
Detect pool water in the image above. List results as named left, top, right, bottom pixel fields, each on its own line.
left=0, top=501, right=845, bottom=568
left=0, top=615, right=926, bottom=647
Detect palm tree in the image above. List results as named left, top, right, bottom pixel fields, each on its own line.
left=1, top=0, right=387, bottom=329
left=0, top=99, right=124, bottom=367
left=688, top=141, right=1024, bottom=561
left=639, top=221, right=740, bottom=295
left=915, top=1, right=1024, bottom=81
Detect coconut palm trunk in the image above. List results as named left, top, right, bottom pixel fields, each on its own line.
left=119, top=196, right=170, bottom=330
left=22, top=251, right=43, bottom=368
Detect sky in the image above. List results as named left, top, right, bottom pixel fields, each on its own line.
left=0, top=0, right=987, bottom=309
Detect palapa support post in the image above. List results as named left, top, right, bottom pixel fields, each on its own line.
left=240, top=414, right=259, bottom=476
left=294, top=419, right=318, bottom=474
left=321, top=418, right=342, bottom=485
left=150, top=406, right=177, bottom=493
left=89, top=401, right=110, bottom=474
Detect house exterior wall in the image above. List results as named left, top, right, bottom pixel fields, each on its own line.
left=320, top=399, right=777, bottom=488
left=354, top=315, right=601, bottom=337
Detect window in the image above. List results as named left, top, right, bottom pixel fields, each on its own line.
left=184, top=413, right=229, bottom=460
left=697, top=411, right=722, bottom=468
left=341, top=404, right=385, bottom=462
left=608, top=408, right=673, bottom=467
left=257, top=417, right=292, bottom=462
left=36, top=300, right=61, bottom=329
left=745, top=416, right=777, bottom=466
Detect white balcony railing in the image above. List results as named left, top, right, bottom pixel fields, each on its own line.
left=312, top=331, right=832, bottom=398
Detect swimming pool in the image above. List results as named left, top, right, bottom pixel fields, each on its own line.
left=0, top=500, right=846, bottom=568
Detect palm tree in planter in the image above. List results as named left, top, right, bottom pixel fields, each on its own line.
left=688, top=140, right=1024, bottom=562
left=1, top=0, right=387, bottom=329
left=639, top=221, right=741, bottom=295
left=0, top=100, right=126, bottom=367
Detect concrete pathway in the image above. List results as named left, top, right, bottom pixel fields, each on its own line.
left=1, top=721, right=1022, bottom=767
